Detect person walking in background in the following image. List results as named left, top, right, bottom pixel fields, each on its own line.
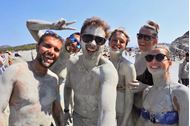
left=136, top=45, right=189, bottom=126
left=178, top=52, right=189, bottom=86
left=0, top=31, right=65, bottom=126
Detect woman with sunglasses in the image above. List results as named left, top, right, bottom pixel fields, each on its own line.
left=136, top=45, right=189, bottom=126
left=132, top=20, right=160, bottom=124
left=108, top=28, right=138, bottom=126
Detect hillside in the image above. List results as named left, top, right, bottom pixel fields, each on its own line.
left=0, top=43, right=36, bottom=52
left=170, top=31, right=189, bottom=55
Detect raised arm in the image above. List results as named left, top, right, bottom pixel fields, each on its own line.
left=98, top=63, right=118, bottom=126
left=26, top=18, right=76, bottom=42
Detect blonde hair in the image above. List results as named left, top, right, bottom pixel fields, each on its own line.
left=140, top=20, right=160, bottom=37
left=109, top=27, right=130, bottom=42
left=155, top=44, right=171, bottom=59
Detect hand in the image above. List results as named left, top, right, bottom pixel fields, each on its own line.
left=178, top=80, right=182, bottom=84
left=64, top=112, right=72, bottom=126
left=128, top=80, right=139, bottom=90
left=52, top=18, right=76, bottom=30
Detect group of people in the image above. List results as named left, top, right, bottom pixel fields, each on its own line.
left=0, top=17, right=189, bottom=126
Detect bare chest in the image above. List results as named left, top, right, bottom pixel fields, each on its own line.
left=70, top=66, right=100, bottom=95
left=10, top=72, right=57, bottom=109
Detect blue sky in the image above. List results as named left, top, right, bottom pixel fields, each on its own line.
left=0, top=0, right=188, bottom=47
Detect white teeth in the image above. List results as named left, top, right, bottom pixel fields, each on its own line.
left=151, top=66, right=159, bottom=69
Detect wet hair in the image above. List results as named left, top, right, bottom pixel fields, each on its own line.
left=140, top=20, right=160, bottom=38
left=109, top=27, right=130, bottom=43
left=38, top=30, right=64, bottom=45
left=80, top=16, right=110, bottom=39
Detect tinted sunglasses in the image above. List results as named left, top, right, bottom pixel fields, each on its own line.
left=137, top=33, right=155, bottom=41
left=68, top=34, right=81, bottom=49
left=145, top=54, right=168, bottom=62
left=82, top=34, right=106, bottom=45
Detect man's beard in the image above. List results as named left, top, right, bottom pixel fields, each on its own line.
left=36, top=53, right=56, bottom=68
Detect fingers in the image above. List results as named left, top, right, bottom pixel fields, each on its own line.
left=65, top=21, right=76, bottom=25
left=63, top=27, right=76, bottom=30
left=129, top=80, right=139, bottom=86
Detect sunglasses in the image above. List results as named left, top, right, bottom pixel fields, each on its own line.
left=44, top=30, right=63, bottom=40
left=145, top=54, right=169, bottom=62
left=68, top=34, right=81, bottom=49
left=137, top=33, right=155, bottom=41
left=81, top=34, right=106, bottom=45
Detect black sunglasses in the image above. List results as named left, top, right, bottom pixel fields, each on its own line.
left=145, top=54, right=168, bottom=62
left=82, top=34, right=106, bottom=45
left=137, top=33, right=155, bottom=41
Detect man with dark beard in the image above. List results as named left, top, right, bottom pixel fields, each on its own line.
left=0, top=31, right=65, bottom=126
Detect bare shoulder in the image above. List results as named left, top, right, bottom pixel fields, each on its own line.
left=121, top=57, right=134, bottom=67
left=99, top=56, right=118, bottom=85
left=170, top=83, right=189, bottom=97
left=3, top=61, right=28, bottom=76
left=67, top=54, right=80, bottom=70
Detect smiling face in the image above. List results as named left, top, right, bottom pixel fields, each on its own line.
left=109, top=31, right=128, bottom=54
left=36, top=36, right=63, bottom=68
left=137, top=27, right=157, bottom=52
left=146, top=47, right=172, bottom=78
left=65, top=34, right=81, bottom=53
left=81, top=25, right=106, bottom=58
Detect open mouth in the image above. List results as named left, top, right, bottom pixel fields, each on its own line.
left=42, top=55, right=54, bottom=64
left=85, top=44, right=97, bottom=53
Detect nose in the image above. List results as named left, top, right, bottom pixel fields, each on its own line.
left=91, top=39, right=97, bottom=45
left=48, top=47, right=55, bottom=56
left=116, top=40, right=120, bottom=44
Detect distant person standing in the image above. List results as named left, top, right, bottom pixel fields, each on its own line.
left=178, top=52, right=189, bottom=86
left=0, top=51, right=6, bottom=75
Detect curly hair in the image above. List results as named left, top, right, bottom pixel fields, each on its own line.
left=80, top=16, right=110, bottom=39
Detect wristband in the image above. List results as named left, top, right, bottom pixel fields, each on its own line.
left=64, top=109, right=69, bottom=113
